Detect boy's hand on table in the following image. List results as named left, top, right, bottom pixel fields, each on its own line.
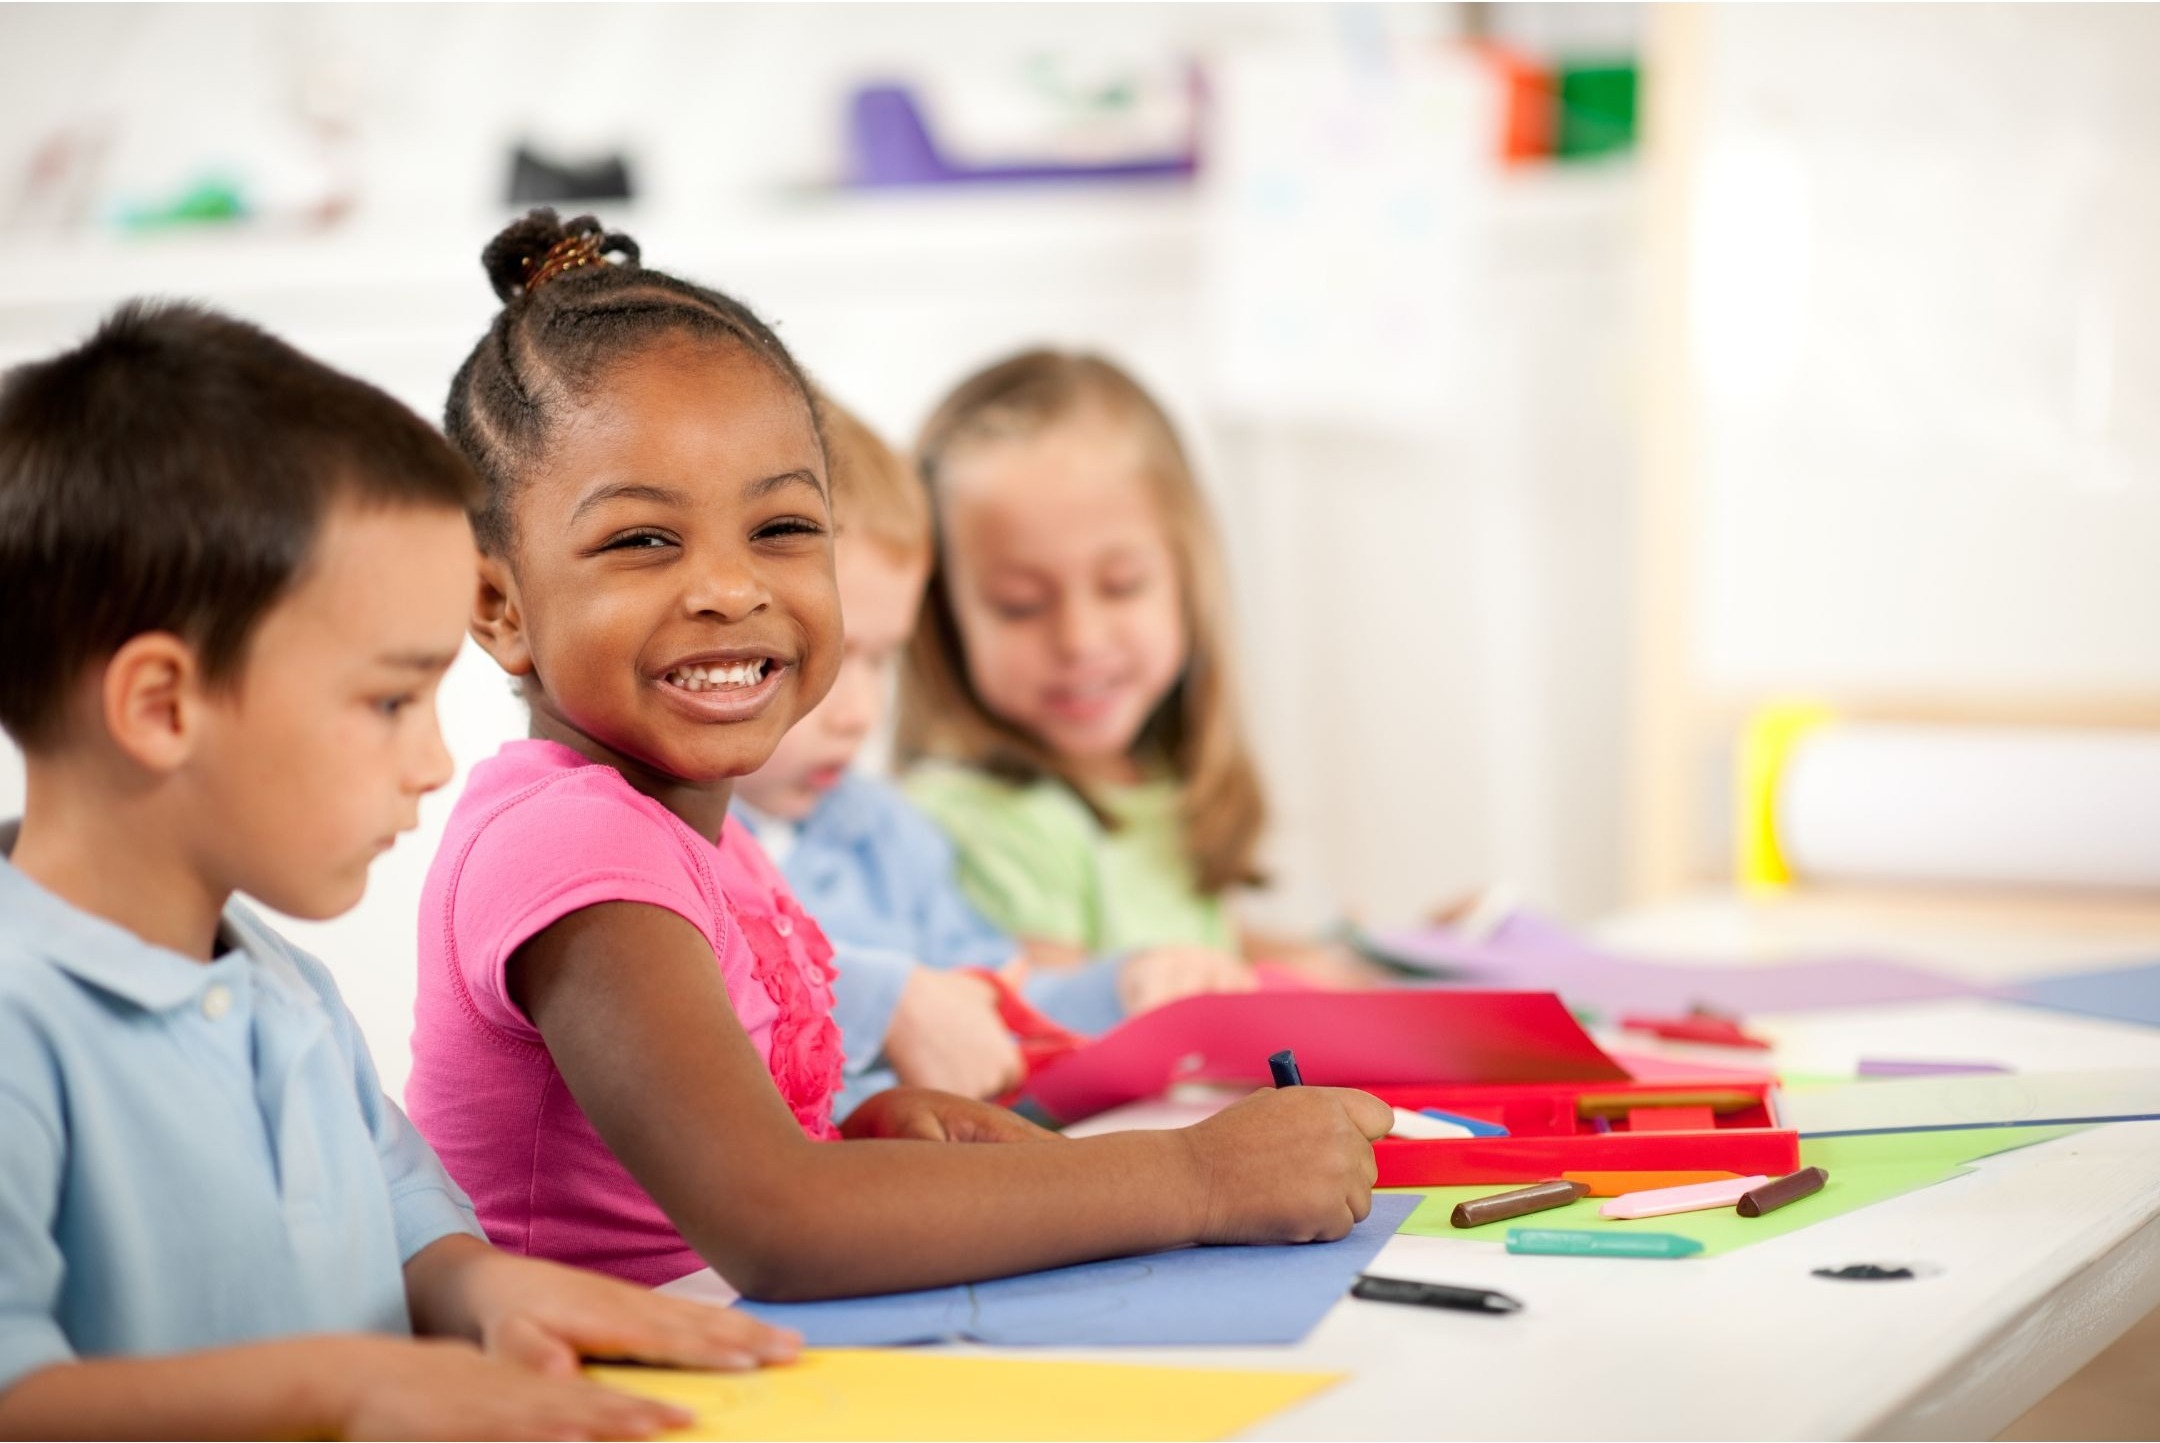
left=406, top=1235, right=800, bottom=1378
left=1179, top=1086, right=1392, bottom=1245
left=1019, top=937, right=1089, bottom=971
left=335, top=1335, right=696, bottom=1441
left=886, top=965, right=1025, bottom=1099
left=842, top=1085, right=1061, bottom=1143
left=1118, top=946, right=1257, bottom=1014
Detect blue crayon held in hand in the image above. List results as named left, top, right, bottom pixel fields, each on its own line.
left=1269, top=1050, right=1304, bottom=1088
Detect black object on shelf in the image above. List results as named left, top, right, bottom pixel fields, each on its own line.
left=507, top=144, right=634, bottom=205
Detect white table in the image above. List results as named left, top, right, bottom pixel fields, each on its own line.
left=668, top=892, right=2160, bottom=1438
left=1059, top=895, right=2160, bottom=1439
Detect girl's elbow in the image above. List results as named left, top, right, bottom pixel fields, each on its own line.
left=709, top=1248, right=842, bottom=1303
left=687, top=1222, right=834, bottom=1303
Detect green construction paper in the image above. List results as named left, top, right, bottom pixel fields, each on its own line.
left=1391, top=1125, right=2082, bottom=1257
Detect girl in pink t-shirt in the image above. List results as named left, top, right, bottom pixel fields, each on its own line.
left=407, top=208, right=1389, bottom=1300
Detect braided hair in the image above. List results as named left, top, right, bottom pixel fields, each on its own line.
left=445, top=208, right=821, bottom=552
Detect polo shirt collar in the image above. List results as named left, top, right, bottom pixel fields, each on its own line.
left=801, top=771, right=881, bottom=845
left=0, top=851, right=238, bottom=1013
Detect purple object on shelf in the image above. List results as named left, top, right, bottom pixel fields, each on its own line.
left=1363, top=911, right=1984, bottom=1017
left=1857, top=1058, right=2013, bottom=1078
left=846, top=84, right=1197, bottom=188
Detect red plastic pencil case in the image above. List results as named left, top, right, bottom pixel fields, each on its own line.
left=1366, top=1077, right=1798, bottom=1187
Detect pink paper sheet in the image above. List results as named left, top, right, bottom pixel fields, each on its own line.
left=1023, top=989, right=1629, bottom=1122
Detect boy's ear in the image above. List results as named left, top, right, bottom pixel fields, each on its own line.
left=470, top=552, right=535, bottom=677
left=99, top=633, right=202, bottom=773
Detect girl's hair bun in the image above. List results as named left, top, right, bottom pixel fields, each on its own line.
left=479, top=207, right=641, bottom=304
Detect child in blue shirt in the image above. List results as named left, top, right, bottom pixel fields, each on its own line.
left=732, top=399, right=1251, bottom=1114
left=0, top=304, right=795, bottom=1438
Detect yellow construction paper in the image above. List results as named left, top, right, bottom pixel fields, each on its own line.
left=590, top=1349, right=1342, bottom=1442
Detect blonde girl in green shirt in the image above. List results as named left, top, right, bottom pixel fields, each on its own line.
left=900, top=351, right=1345, bottom=1010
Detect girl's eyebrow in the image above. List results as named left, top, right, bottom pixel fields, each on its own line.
left=571, top=481, right=688, bottom=521
left=744, top=468, right=825, bottom=500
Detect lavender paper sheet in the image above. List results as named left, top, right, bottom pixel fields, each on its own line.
left=1362, top=912, right=1982, bottom=1016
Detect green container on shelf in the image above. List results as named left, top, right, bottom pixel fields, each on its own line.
left=1556, top=62, right=1638, bottom=160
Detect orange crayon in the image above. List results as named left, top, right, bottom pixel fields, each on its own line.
left=1561, top=1169, right=1743, bottom=1198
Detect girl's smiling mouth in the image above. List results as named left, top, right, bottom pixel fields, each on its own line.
left=653, top=649, right=790, bottom=722
left=1042, top=672, right=1136, bottom=724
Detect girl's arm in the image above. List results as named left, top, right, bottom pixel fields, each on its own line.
left=0, top=1337, right=691, bottom=1441
left=512, top=903, right=1391, bottom=1302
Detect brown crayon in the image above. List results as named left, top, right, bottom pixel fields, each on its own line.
left=1737, top=1166, right=1828, bottom=1217
left=1450, top=1179, right=1589, bottom=1229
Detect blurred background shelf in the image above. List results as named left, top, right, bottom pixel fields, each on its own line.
left=6, top=2, right=2157, bottom=1102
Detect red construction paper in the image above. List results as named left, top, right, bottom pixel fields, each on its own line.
left=1023, top=989, right=1630, bottom=1122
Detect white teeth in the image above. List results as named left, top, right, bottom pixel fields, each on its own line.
left=665, top=660, right=769, bottom=692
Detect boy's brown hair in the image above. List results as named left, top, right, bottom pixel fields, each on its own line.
left=0, top=302, right=481, bottom=751
left=820, top=392, right=930, bottom=563
left=897, top=349, right=1267, bottom=894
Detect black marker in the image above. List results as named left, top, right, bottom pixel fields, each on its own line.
left=1268, top=1049, right=1303, bottom=1088
left=1352, top=1274, right=1522, bottom=1314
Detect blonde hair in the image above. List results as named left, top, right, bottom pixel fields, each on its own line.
left=897, top=350, right=1267, bottom=893
left=818, top=392, right=930, bottom=563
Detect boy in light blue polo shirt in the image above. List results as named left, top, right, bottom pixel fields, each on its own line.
left=0, top=305, right=794, bottom=1438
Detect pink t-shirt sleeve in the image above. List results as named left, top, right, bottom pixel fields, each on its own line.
left=443, top=779, right=719, bottom=1039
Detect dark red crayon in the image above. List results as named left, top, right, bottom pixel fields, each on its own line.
left=1737, top=1166, right=1828, bottom=1217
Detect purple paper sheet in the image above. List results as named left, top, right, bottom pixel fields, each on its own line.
left=1362, top=912, right=1982, bottom=1017
left=1857, top=1058, right=2012, bottom=1077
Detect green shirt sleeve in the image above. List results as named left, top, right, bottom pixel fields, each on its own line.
left=903, top=765, right=1102, bottom=949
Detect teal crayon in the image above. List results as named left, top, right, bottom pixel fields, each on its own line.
left=1506, top=1228, right=1704, bottom=1259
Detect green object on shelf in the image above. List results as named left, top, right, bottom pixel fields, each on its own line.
left=119, top=176, right=250, bottom=232
left=1556, top=62, right=1637, bottom=160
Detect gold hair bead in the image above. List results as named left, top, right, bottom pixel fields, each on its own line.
left=522, top=233, right=608, bottom=294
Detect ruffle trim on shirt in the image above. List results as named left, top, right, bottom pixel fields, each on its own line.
left=733, top=900, right=844, bottom=1141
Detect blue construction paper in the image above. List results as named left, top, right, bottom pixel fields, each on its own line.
left=2004, top=961, right=2160, bottom=1030
left=737, top=1193, right=1418, bottom=1347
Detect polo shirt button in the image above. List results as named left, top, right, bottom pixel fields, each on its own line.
left=774, top=915, right=793, bottom=937
left=201, top=984, right=233, bottom=1021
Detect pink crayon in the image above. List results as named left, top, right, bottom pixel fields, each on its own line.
left=1599, top=1175, right=1772, bottom=1220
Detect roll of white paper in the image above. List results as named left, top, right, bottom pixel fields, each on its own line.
left=1778, top=723, right=2160, bottom=891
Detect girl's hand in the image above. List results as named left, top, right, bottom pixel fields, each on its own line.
left=885, top=966, right=1025, bottom=1100
left=336, top=1335, right=694, bottom=1441
left=407, top=1236, right=800, bottom=1378
left=1117, top=946, right=1257, bottom=1014
left=1178, top=1086, right=1392, bottom=1244
left=842, top=1086, right=1061, bottom=1143
left=1241, top=935, right=1387, bottom=989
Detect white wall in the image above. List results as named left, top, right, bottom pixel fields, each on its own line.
left=0, top=4, right=1641, bottom=1093
left=1687, top=5, right=2160, bottom=697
